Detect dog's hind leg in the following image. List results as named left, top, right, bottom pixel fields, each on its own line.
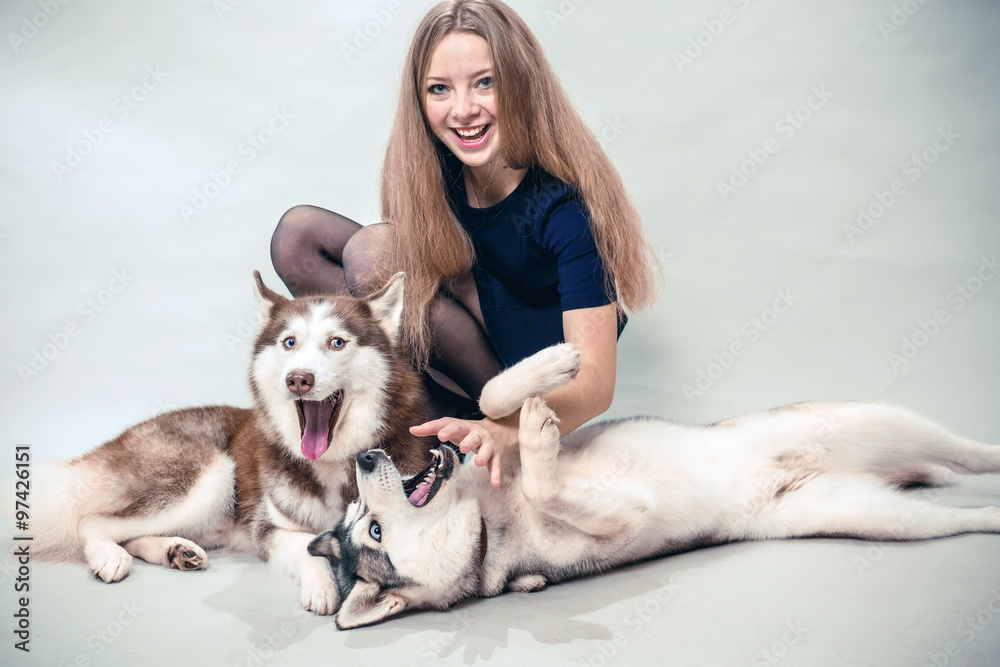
left=122, top=537, right=207, bottom=571
left=79, top=517, right=214, bottom=581
left=920, top=436, right=1000, bottom=476
left=77, top=455, right=234, bottom=582
left=749, top=474, right=1000, bottom=542
left=827, top=405, right=1000, bottom=477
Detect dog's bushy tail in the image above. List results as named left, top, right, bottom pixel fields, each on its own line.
left=478, top=343, right=582, bottom=420
left=29, top=463, right=90, bottom=562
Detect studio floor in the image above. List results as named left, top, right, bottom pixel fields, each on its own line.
left=2, top=1, right=999, bottom=665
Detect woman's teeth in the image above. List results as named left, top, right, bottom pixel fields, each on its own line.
left=455, top=125, right=488, bottom=141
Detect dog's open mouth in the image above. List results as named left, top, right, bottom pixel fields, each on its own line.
left=402, top=447, right=455, bottom=507
left=295, top=390, right=344, bottom=461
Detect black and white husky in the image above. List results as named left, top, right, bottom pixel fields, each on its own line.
left=308, top=343, right=1000, bottom=629
left=34, top=271, right=432, bottom=615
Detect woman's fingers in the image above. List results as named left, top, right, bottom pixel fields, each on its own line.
left=409, top=417, right=459, bottom=437
left=411, top=416, right=513, bottom=487
left=460, top=430, right=483, bottom=455
left=473, top=436, right=492, bottom=466
left=488, top=450, right=504, bottom=487
left=411, top=418, right=481, bottom=448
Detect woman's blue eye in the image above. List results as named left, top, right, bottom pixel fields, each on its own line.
left=330, top=337, right=346, bottom=349
left=478, top=76, right=492, bottom=88
left=283, top=337, right=295, bottom=349
left=428, top=83, right=446, bottom=94
left=369, top=522, right=381, bottom=541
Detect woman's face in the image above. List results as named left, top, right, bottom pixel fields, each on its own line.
left=424, top=31, right=500, bottom=170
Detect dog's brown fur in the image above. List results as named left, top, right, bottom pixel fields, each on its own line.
left=36, top=272, right=433, bottom=614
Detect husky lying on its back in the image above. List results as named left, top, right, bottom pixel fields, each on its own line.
left=307, top=343, right=1000, bottom=629
left=35, top=271, right=432, bottom=615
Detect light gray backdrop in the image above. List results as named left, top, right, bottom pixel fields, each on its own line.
left=1, top=1, right=998, bottom=666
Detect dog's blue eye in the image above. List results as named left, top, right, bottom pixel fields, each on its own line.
left=330, top=337, right=346, bottom=349
left=282, top=337, right=295, bottom=349
left=369, top=521, right=381, bottom=542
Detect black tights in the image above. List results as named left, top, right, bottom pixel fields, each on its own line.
left=269, top=205, right=503, bottom=416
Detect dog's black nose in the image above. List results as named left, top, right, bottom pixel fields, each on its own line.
left=357, top=450, right=379, bottom=473
left=286, top=371, right=315, bottom=396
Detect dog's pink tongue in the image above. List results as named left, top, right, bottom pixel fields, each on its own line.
left=408, top=483, right=432, bottom=507
left=301, top=400, right=335, bottom=461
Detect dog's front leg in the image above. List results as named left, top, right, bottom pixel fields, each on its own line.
left=518, top=397, right=612, bottom=535
left=265, top=527, right=340, bottom=615
left=517, top=397, right=563, bottom=503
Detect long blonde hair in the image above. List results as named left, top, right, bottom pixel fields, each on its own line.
left=380, top=0, right=660, bottom=369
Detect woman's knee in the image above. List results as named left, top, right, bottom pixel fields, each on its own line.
left=342, top=222, right=394, bottom=296
left=272, top=206, right=360, bottom=265
left=271, top=205, right=322, bottom=275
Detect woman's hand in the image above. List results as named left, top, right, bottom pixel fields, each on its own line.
left=410, top=303, right=618, bottom=487
left=410, top=414, right=519, bottom=488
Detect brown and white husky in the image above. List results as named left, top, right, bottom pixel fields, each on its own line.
left=34, top=271, right=432, bottom=615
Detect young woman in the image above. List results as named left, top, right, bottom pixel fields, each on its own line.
left=270, top=0, right=658, bottom=486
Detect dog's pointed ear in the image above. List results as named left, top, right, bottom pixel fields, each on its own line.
left=364, top=272, right=406, bottom=346
left=335, top=581, right=408, bottom=630
left=253, top=270, right=288, bottom=323
left=307, top=530, right=341, bottom=561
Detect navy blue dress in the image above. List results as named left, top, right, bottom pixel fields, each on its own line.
left=440, top=151, right=624, bottom=367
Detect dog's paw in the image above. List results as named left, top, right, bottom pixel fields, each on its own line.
left=535, top=342, right=582, bottom=387
left=519, top=397, right=561, bottom=452
left=166, top=539, right=208, bottom=571
left=89, top=544, right=133, bottom=583
left=479, top=343, right=581, bottom=419
left=508, top=573, right=548, bottom=592
left=300, top=572, right=340, bottom=615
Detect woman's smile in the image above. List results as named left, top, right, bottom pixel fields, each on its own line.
left=453, top=123, right=491, bottom=147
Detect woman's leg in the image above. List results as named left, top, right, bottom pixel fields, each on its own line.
left=343, top=224, right=503, bottom=410
left=270, top=205, right=362, bottom=297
